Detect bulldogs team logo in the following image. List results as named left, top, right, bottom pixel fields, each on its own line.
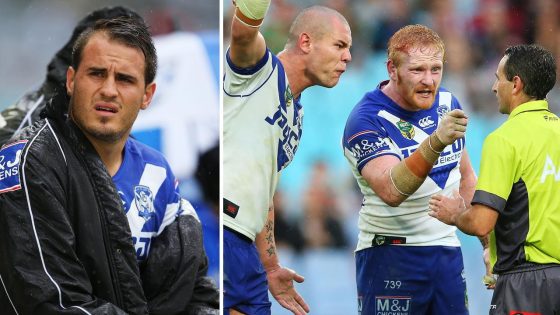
left=396, top=120, right=415, bottom=140
left=134, top=185, right=155, bottom=220
left=437, top=105, right=449, bottom=118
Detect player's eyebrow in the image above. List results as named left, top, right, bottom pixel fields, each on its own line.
left=87, top=67, right=138, bottom=83
left=116, top=72, right=138, bottom=83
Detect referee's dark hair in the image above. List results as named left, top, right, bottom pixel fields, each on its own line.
left=504, top=44, right=556, bottom=100
left=72, top=15, right=157, bottom=86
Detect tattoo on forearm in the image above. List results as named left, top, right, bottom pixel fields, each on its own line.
left=266, top=246, right=275, bottom=257
left=264, top=219, right=276, bottom=256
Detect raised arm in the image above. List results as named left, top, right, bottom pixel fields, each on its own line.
left=229, top=0, right=270, bottom=68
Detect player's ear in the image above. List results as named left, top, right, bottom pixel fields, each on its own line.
left=141, top=82, right=156, bottom=110
left=511, top=75, right=524, bottom=96
left=387, top=59, right=397, bottom=81
left=66, top=66, right=76, bottom=97
left=299, top=32, right=312, bottom=53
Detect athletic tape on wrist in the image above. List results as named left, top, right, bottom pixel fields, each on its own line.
left=430, top=132, right=446, bottom=152
left=236, top=0, right=271, bottom=20
left=390, top=134, right=446, bottom=196
left=428, top=135, right=443, bottom=154
left=404, top=136, right=441, bottom=178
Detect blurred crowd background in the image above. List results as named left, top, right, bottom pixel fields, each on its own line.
left=224, top=0, right=560, bottom=314
left=0, top=0, right=220, bottom=286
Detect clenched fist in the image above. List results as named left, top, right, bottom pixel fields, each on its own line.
left=435, top=109, right=468, bottom=145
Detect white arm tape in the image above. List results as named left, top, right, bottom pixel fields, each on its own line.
left=236, top=0, right=271, bottom=20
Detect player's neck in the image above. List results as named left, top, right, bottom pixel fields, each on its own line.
left=278, top=51, right=306, bottom=99
left=87, top=136, right=127, bottom=177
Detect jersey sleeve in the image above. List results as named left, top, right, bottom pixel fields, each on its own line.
left=223, top=47, right=275, bottom=98
left=472, top=132, right=518, bottom=213
left=343, top=111, right=400, bottom=174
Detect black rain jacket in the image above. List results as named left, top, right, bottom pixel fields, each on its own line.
left=0, top=6, right=218, bottom=315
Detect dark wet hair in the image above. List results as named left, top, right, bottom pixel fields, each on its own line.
left=504, top=44, right=556, bottom=99
left=72, top=16, right=157, bottom=85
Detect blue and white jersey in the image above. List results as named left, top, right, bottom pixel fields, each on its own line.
left=113, top=137, right=184, bottom=261
left=223, top=48, right=303, bottom=241
left=343, top=81, right=465, bottom=251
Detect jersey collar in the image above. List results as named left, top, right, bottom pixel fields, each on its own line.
left=509, top=100, right=549, bottom=120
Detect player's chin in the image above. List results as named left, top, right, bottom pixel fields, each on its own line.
left=86, top=125, right=125, bottom=143
left=413, top=97, right=435, bottom=110
left=321, top=77, right=341, bottom=88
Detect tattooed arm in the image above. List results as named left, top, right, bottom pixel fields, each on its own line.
left=255, top=202, right=310, bottom=315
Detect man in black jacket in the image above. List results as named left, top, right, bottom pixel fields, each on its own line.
left=0, top=6, right=138, bottom=145
left=0, top=11, right=218, bottom=315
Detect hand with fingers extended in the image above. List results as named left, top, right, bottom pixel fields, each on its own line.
left=435, top=109, right=468, bottom=146
left=267, top=266, right=310, bottom=315
left=428, top=190, right=466, bottom=225
left=482, top=247, right=497, bottom=290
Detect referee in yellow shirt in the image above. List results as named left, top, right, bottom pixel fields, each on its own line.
left=428, top=44, right=560, bottom=315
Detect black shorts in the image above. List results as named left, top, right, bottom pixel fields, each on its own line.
left=489, top=264, right=560, bottom=315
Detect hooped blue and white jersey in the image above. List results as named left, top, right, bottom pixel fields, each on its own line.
left=343, top=81, right=465, bottom=251
left=223, top=48, right=303, bottom=241
left=113, top=137, right=184, bottom=261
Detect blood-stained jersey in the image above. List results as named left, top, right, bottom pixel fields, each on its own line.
left=113, top=137, right=187, bottom=261
left=223, top=48, right=303, bottom=241
left=343, top=81, right=465, bottom=251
